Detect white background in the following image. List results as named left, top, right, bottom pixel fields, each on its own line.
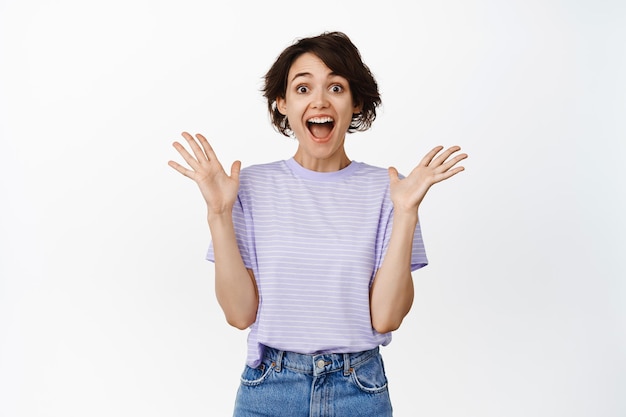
left=1, top=0, right=624, bottom=416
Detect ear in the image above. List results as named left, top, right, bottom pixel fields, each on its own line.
left=276, top=97, right=287, bottom=115
left=353, top=101, right=363, bottom=114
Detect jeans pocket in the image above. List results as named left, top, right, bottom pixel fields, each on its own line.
left=240, top=363, right=274, bottom=387
left=350, top=354, right=389, bottom=394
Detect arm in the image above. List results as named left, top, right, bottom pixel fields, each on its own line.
left=169, top=132, right=258, bottom=329
left=370, top=146, right=467, bottom=333
left=369, top=211, right=417, bottom=334
left=208, top=212, right=258, bottom=330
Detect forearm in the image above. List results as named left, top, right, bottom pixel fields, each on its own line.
left=208, top=212, right=258, bottom=329
left=369, top=210, right=418, bottom=333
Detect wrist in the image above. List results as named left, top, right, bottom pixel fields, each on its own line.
left=207, top=209, right=234, bottom=226
left=392, top=208, right=419, bottom=226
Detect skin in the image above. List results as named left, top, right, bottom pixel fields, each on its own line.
left=168, top=52, right=468, bottom=332
left=276, top=53, right=361, bottom=172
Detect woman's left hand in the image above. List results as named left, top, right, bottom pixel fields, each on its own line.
left=388, top=146, right=468, bottom=214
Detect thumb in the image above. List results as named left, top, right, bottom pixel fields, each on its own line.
left=230, top=160, right=242, bottom=181
left=387, top=166, right=400, bottom=184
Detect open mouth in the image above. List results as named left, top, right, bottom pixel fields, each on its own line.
left=307, top=116, right=335, bottom=140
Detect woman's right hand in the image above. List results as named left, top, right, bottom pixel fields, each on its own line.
left=168, top=132, right=241, bottom=215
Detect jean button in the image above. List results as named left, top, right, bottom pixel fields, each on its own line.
left=316, top=359, right=326, bottom=369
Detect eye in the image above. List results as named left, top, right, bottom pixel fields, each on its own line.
left=330, top=84, right=344, bottom=93
left=296, top=85, right=309, bottom=94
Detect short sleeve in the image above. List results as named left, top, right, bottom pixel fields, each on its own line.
left=205, top=195, right=253, bottom=269
left=410, top=222, right=428, bottom=271
left=376, top=179, right=428, bottom=274
left=378, top=210, right=429, bottom=273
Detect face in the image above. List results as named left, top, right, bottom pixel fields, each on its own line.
left=277, top=53, right=362, bottom=172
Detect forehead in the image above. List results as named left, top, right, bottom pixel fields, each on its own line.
left=288, top=52, right=337, bottom=81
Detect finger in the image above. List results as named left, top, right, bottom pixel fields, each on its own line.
left=387, top=166, right=400, bottom=184
left=181, top=131, right=209, bottom=163
left=438, top=152, right=468, bottom=173
left=168, top=160, right=194, bottom=178
left=230, top=160, right=242, bottom=181
left=431, top=146, right=462, bottom=167
left=196, top=133, right=219, bottom=162
left=418, top=146, right=445, bottom=167
left=172, top=141, right=201, bottom=171
left=433, top=165, right=465, bottom=183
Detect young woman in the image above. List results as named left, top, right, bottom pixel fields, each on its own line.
left=169, top=31, right=467, bottom=417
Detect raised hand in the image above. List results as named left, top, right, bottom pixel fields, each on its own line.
left=388, top=146, right=467, bottom=214
left=168, top=132, right=241, bottom=215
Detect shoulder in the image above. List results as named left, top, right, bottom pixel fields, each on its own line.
left=237, top=160, right=293, bottom=195
left=351, top=161, right=391, bottom=186
left=241, top=160, right=287, bottom=173
left=353, top=161, right=389, bottom=176
left=240, top=160, right=289, bottom=180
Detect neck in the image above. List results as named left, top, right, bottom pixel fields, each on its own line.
left=293, top=151, right=351, bottom=172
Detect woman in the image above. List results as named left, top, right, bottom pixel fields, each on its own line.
left=169, top=31, right=467, bottom=417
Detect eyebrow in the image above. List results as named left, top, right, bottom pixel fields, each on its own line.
left=290, top=71, right=340, bottom=83
left=291, top=72, right=312, bottom=82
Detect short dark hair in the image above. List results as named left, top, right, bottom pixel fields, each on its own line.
left=263, top=31, right=381, bottom=137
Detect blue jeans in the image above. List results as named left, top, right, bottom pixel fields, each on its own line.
left=233, top=345, right=393, bottom=417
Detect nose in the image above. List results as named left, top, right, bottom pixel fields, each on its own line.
left=311, top=89, right=329, bottom=109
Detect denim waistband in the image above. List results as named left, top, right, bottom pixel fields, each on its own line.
left=261, top=345, right=380, bottom=377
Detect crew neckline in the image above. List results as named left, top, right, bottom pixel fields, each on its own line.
left=285, top=157, right=360, bottom=181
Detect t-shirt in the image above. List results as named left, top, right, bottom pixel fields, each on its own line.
left=207, top=158, right=428, bottom=367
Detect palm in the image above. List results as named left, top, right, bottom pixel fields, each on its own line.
left=389, top=146, right=467, bottom=213
left=168, top=132, right=241, bottom=214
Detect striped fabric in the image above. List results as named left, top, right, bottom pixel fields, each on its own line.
left=207, top=158, right=428, bottom=367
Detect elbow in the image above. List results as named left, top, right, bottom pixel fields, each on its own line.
left=370, top=297, right=413, bottom=334
left=372, top=317, right=403, bottom=334
left=225, top=312, right=256, bottom=330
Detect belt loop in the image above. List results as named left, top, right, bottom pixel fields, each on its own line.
left=275, top=350, right=284, bottom=372
left=343, top=353, right=351, bottom=376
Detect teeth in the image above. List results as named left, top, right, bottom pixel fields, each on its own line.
left=307, top=117, right=334, bottom=124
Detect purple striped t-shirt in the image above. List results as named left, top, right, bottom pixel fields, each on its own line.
left=207, top=158, right=428, bottom=367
